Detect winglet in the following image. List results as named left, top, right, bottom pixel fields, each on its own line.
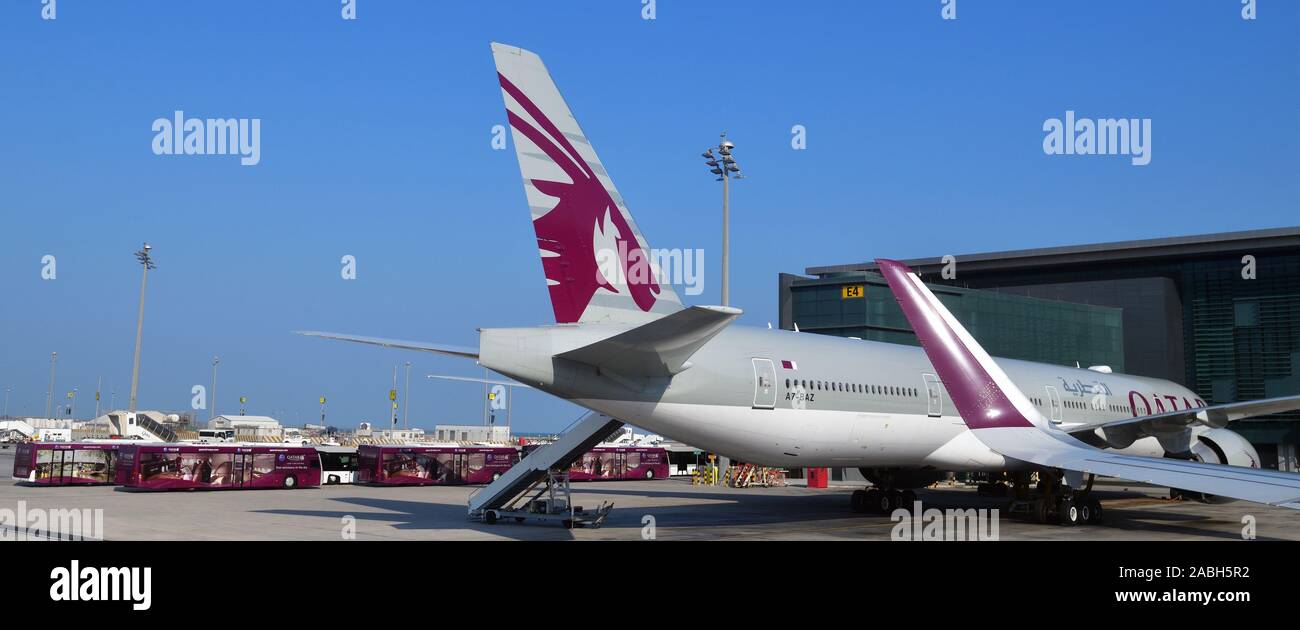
left=874, top=259, right=1040, bottom=430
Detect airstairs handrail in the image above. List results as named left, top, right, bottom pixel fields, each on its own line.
left=467, top=411, right=624, bottom=516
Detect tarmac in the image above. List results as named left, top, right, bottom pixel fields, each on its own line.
left=1, top=448, right=1292, bottom=541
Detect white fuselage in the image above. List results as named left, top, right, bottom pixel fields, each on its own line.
left=481, top=324, right=1201, bottom=471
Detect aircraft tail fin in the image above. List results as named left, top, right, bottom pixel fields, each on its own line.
left=874, top=259, right=1046, bottom=431
left=492, top=42, right=683, bottom=325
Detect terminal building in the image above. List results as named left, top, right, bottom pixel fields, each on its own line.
left=780, top=227, right=1300, bottom=471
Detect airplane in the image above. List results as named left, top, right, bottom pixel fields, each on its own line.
left=299, top=42, right=1300, bottom=525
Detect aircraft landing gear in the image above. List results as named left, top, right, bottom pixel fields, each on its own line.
left=1006, top=471, right=1104, bottom=526
left=851, top=487, right=916, bottom=515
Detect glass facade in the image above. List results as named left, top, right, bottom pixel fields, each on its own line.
left=784, top=271, right=1125, bottom=371
left=784, top=234, right=1300, bottom=470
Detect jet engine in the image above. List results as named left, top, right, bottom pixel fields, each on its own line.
left=1170, top=427, right=1262, bottom=504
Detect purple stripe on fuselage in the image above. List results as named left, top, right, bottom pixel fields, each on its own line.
left=875, top=259, right=1034, bottom=430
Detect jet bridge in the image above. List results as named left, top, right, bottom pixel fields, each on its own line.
left=468, top=411, right=623, bottom=523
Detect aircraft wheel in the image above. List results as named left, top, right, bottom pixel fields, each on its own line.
left=1033, top=498, right=1051, bottom=524
left=1057, top=498, right=1080, bottom=526
left=484, top=510, right=498, bottom=524
left=851, top=489, right=867, bottom=513
left=864, top=489, right=885, bottom=514
left=901, top=490, right=918, bottom=507
left=1085, top=497, right=1104, bottom=524
left=884, top=490, right=904, bottom=513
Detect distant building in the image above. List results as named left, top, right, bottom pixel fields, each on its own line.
left=784, top=227, right=1300, bottom=471
left=373, top=428, right=426, bottom=442
left=435, top=424, right=511, bottom=444
left=208, top=415, right=282, bottom=442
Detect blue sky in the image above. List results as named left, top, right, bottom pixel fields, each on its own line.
left=1, top=1, right=1296, bottom=432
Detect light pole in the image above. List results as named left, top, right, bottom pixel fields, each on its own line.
left=390, top=365, right=399, bottom=429
left=45, top=351, right=57, bottom=420
left=128, top=243, right=156, bottom=413
left=94, top=377, right=102, bottom=418
left=702, top=134, right=743, bottom=483
left=69, top=387, right=77, bottom=419
left=702, top=133, right=744, bottom=307
left=403, top=361, right=412, bottom=430
left=4, top=386, right=11, bottom=418
left=210, top=356, right=220, bottom=420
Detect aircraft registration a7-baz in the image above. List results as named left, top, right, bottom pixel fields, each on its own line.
left=302, top=43, right=1300, bottom=526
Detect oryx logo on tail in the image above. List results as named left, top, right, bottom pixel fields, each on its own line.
left=493, top=43, right=682, bottom=324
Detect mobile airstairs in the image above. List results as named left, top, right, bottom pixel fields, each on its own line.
left=468, top=411, right=623, bottom=529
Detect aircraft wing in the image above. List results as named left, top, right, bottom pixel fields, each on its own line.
left=874, top=258, right=1300, bottom=510
left=1064, top=394, right=1300, bottom=447
left=556, top=305, right=741, bottom=376
left=977, top=426, right=1300, bottom=508
left=294, top=331, right=479, bottom=359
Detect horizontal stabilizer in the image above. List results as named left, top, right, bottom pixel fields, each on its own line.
left=295, top=331, right=479, bottom=359
left=556, top=305, right=741, bottom=377
left=427, top=374, right=533, bottom=388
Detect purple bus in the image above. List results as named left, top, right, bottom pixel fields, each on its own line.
left=357, top=445, right=518, bottom=485
left=11, top=442, right=123, bottom=485
left=117, top=444, right=321, bottom=490
left=568, top=446, right=669, bottom=481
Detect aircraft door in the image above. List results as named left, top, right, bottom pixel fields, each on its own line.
left=751, top=358, right=777, bottom=409
left=1045, top=385, right=1062, bottom=423
left=922, top=373, right=942, bottom=418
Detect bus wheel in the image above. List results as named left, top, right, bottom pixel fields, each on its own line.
left=491, top=473, right=501, bottom=482
left=283, top=475, right=297, bottom=489
left=645, top=469, right=655, bottom=479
